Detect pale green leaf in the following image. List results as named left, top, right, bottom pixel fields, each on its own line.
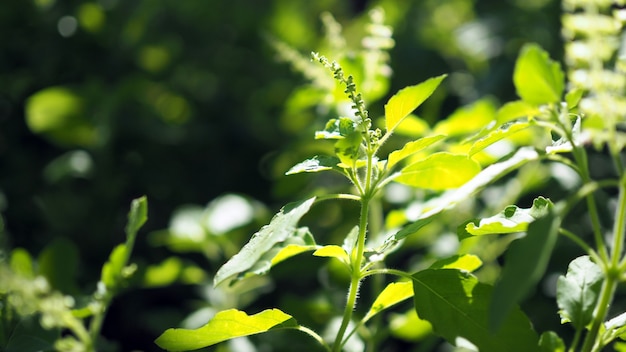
left=10, top=248, right=35, bottom=278
left=539, top=331, right=565, bottom=352
left=464, top=197, right=552, bottom=237
left=496, top=100, right=540, bottom=125
left=387, top=147, right=539, bottom=244
left=434, top=98, right=497, bottom=137
left=214, top=197, right=315, bottom=287
left=126, top=195, right=148, bottom=239
left=285, top=156, right=340, bottom=175
left=413, top=269, right=539, bottom=352
left=429, top=254, right=482, bottom=272
left=271, top=243, right=318, bottom=266
left=389, top=309, right=432, bottom=342
left=490, top=208, right=560, bottom=330
left=387, top=135, right=446, bottom=169
left=556, top=255, right=603, bottom=329
left=313, top=245, right=349, bottom=265
left=155, top=308, right=298, bottom=351
left=315, top=117, right=356, bottom=139
left=385, top=75, right=446, bottom=134
left=395, top=152, right=481, bottom=190
left=469, top=121, right=531, bottom=156
left=100, top=244, right=128, bottom=289
left=513, top=43, right=564, bottom=105
left=334, top=131, right=362, bottom=166
left=364, top=281, right=413, bottom=322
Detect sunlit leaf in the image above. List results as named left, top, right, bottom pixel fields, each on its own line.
left=387, top=135, right=446, bottom=169
left=100, top=244, right=128, bottom=290
left=271, top=243, right=318, bottom=266
left=9, top=248, right=34, bottom=278
left=155, top=309, right=298, bottom=351
left=389, top=309, right=432, bottom=342
left=395, top=152, right=481, bottom=190
left=385, top=75, right=446, bottom=134
left=557, top=255, right=603, bottom=329
left=539, top=331, right=565, bottom=352
left=429, top=254, right=482, bottom=272
left=364, top=281, right=413, bottom=322
left=464, top=197, right=552, bottom=237
left=490, top=208, right=560, bottom=330
left=387, top=147, right=539, bottom=244
left=334, top=131, right=362, bottom=166
left=285, top=156, right=340, bottom=175
left=315, top=117, right=356, bottom=139
left=434, top=98, right=497, bottom=137
left=413, top=269, right=539, bottom=352
left=469, top=121, right=531, bottom=156
left=496, top=100, right=539, bottom=125
left=313, top=245, right=349, bottom=265
left=126, top=196, right=148, bottom=239
left=513, top=43, right=564, bottom=105
left=214, top=197, right=315, bottom=287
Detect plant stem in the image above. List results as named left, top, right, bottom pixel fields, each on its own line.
left=334, top=196, right=370, bottom=352
left=297, top=325, right=332, bottom=351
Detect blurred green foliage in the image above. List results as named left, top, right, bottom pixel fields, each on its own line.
left=0, top=0, right=565, bottom=350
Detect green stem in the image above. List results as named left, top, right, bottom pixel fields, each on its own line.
left=581, top=274, right=618, bottom=352
left=297, top=325, right=332, bottom=351
left=334, top=197, right=370, bottom=352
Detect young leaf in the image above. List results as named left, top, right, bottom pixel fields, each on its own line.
left=315, top=117, right=357, bottom=139
left=214, top=197, right=316, bottom=287
left=395, top=152, right=481, bottom=190
left=413, top=269, right=539, bottom=352
left=434, top=98, right=497, bottom=137
left=100, top=244, right=128, bottom=290
left=513, top=43, right=564, bottom=106
left=388, top=147, right=539, bottom=244
left=126, top=195, right=148, bottom=240
left=363, top=281, right=413, bottom=322
left=489, top=207, right=560, bottom=331
left=496, top=100, right=539, bottom=125
left=271, top=243, right=319, bottom=266
left=469, top=121, right=531, bottom=156
left=285, top=156, right=340, bottom=175
left=334, top=131, right=362, bottom=166
left=387, top=134, right=446, bottom=169
left=155, top=308, right=298, bottom=351
left=385, top=75, right=446, bottom=134
left=556, top=255, right=603, bottom=330
left=313, top=245, right=349, bottom=266
left=464, top=196, right=552, bottom=237
left=539, top=331, right=565, bottom=352
left=428, top=254, right=483, bottom=272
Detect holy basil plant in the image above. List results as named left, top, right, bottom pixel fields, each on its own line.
left=156, top=3, right=626, bottom=350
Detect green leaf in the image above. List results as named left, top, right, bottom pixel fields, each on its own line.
left=428, top=254, right=482, bottom=272
left=9, top=248, right=34, bottom=278
left=539, top=331, right=565, bottom=352
left=395, top=152, right=481, bottom=190
left=513, top=43, right=564, bottom=105
left=496, top=100, right=540, bottom=125
left=315, top=117, right=356, bottom=139
left=214, top=197, right=316, bottom=287
left=126, top=195, right=148, bottom=240
left=413, top=269, right=539, bottom=352
left=385, top=75, right=446, bottom=134
left=364, top=281, right=413, bottom=322
left=389, top=309, right=433, bottom=342
left=464, top=196, right=552, bottom=237
left=556, top=255, right=603, bottom=329
left=469, top=121, right=531, bottom=156
left=100, top=244, right=128, bottom=289
left=387, top=134, right=446, bottom=169
left=313, top=245, right=349, bottom=264
left=155, top=308, right=298, bottom=351
left=434, top=98, right=497, bottom=137
left=334, top=131, right=362, bottom=166
left=38, top=238, right=80, bottom=294
left=285, top=155, right=340, bottom=175
left=565, top=88, right=584, bottom=110
left=489, top=207, right=560, bottom=331
left=388, top=147, right=539, bottom=245
left=2, top=316, right=60, bottom=352
left=271, top=243, right=318, bottom=266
